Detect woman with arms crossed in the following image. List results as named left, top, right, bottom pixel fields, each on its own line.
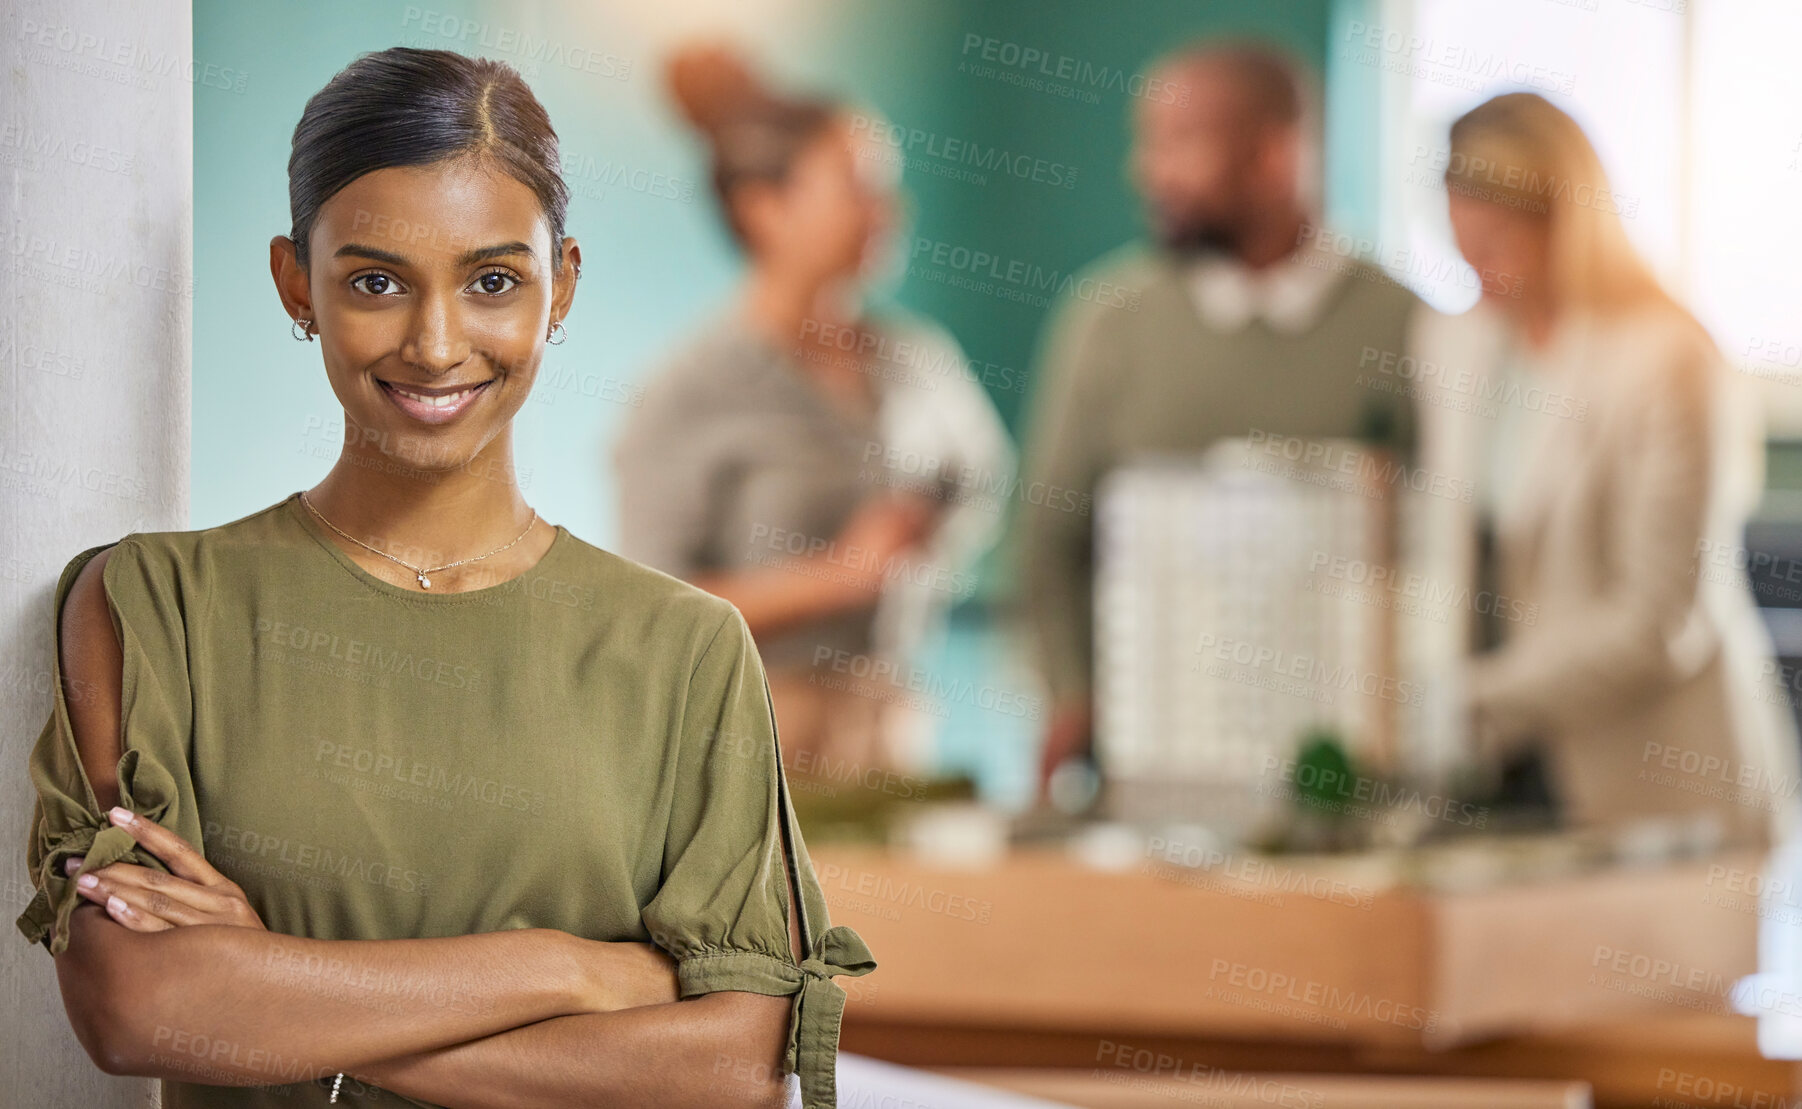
left=18, top=46, right=872, bottom=1108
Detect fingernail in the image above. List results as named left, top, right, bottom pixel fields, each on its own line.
left=63, top=856, right=83, bottom=874
left=106, top=895, right=127, bottom=916
left=108, top=806, right=132, bottom=825
left=78, top=874, right=97, bottom=889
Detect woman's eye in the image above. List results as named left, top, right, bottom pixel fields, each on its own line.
left=351, top=273, right=400, bottom=296
left=472, top=270, right=519, bottom=295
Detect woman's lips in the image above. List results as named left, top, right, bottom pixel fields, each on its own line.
left=377, top=379, right=493, bottom=425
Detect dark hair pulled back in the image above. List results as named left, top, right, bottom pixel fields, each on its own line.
left=288, top=47, right=570, bottom=273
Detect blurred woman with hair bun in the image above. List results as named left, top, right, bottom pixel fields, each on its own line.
left=616, top=43, right=1014, bottom=790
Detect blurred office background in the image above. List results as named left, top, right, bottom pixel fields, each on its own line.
left=186, top=0, right=1802, bottom=812
left=192, top=0, right=1351, bottom=811
left=27, top=0, right=1802, bottom=1104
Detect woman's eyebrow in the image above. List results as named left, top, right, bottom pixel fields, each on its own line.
left=334, top=242, right=410, bottom=266
left=332, top=241, right=537, bottom=267
left=455, top=241, right=536, bottom=266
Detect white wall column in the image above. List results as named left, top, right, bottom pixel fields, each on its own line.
left=2, top=0, right=192, bottom=1101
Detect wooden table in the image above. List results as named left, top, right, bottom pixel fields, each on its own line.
left=816, top=842, right=1794, bottom=1107
left=926, top=1067, right=1594, bottom=1108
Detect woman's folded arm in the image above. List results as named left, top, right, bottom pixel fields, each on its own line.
left=349, top=990, right=795, bottom=1109
left=56, top=903, right=598, bottom=1081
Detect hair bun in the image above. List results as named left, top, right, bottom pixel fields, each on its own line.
left=663, top=43, right=770, bottom=135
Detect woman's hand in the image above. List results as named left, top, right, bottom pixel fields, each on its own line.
left=829, top=492, right=942, bottom=599
left=63, top=805, right=267, bottom=933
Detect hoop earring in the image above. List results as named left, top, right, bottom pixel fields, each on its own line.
left=547, top=321, right=567, bottom=345
left=292, top=319, right=316, bottom=342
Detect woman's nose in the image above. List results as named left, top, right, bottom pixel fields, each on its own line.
left=400, top=297, right=472, bottom=374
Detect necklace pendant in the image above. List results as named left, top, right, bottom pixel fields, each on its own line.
left=418, top=573, right=431, bottom=589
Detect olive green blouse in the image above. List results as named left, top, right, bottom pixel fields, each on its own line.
left=16, top=492, right=875, bottom=1108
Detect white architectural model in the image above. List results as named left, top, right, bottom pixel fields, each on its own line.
left=1093, top=437, right=1431, bottom=839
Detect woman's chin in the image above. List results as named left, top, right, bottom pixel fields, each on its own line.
left=335, top=422, right=478, bottom=476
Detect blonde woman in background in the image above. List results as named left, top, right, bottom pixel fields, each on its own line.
left=1413, top=92, right=1800, bottom=848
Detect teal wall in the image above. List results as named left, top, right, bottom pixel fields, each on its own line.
left=193, top=0, right=1353, bottom=807
left=193, top=0, right=1338, bottom=546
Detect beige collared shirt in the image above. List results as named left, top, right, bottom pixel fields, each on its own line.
left=1182, top=232, right=1347, bottom=334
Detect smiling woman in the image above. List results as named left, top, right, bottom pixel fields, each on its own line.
left=16, top=46, right=872, bottom=1109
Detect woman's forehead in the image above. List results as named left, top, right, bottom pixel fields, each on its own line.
left=314, top=159, right=550, bottom=260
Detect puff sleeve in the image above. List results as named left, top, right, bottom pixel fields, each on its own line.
left=642, top=607, right=877, bottom=1109
left=16, top=539, right=207, bottom=957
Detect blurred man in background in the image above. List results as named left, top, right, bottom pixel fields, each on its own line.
left=1017, top=41, right=1432, bottom=802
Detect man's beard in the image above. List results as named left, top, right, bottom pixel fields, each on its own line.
left=1154, top=211, right=1244, bottom=257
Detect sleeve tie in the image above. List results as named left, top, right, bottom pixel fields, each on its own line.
left=785, top=924, right=878, bottom=1109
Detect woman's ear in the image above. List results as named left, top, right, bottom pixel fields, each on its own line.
left=268, top=235, right=314, bottom=325
left=552, top=236, right=582, bottom=321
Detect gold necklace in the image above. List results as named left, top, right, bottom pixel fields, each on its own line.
left=300, top=492, right=538, bottom=590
